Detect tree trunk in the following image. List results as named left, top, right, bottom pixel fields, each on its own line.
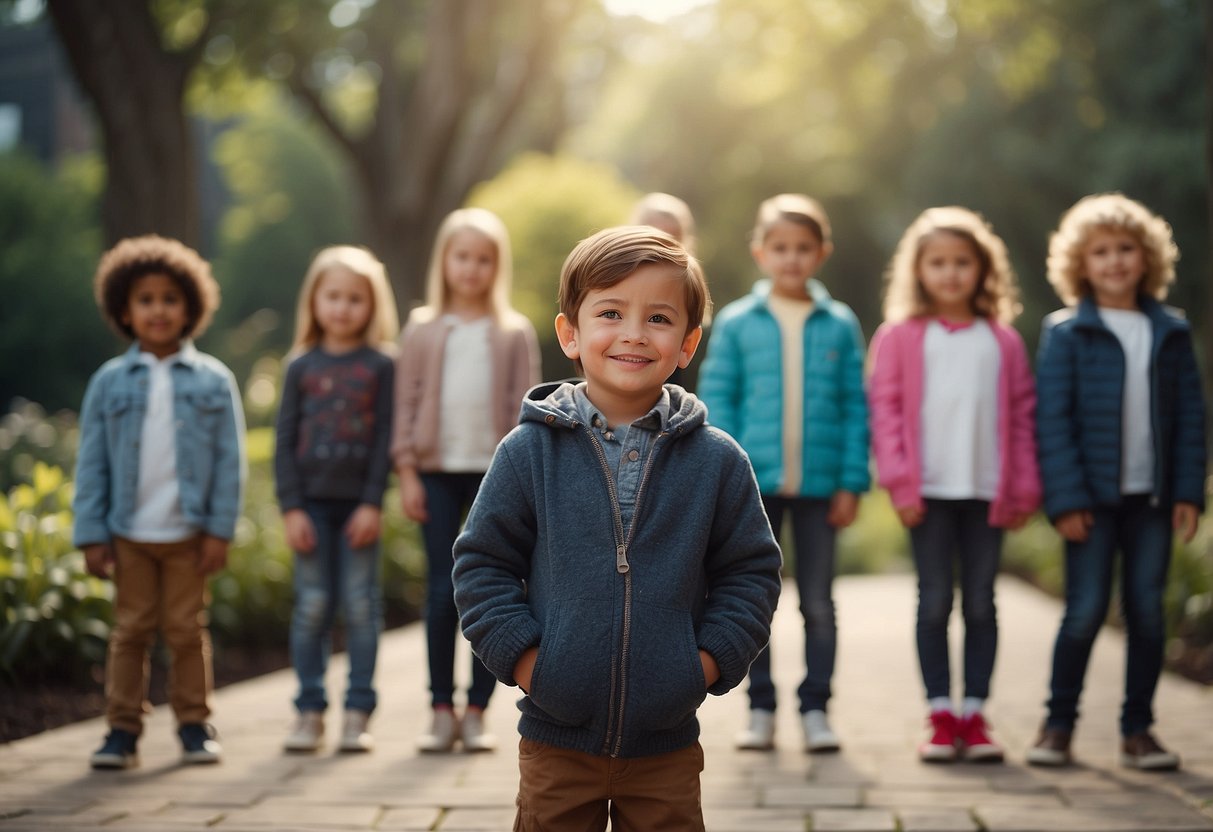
left=45, top=0, right=200, bottom=249
left=1206, top=4, right=1213, bottom=389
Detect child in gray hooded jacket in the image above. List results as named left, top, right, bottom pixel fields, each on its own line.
left=453, top=226, right=782, bottom=831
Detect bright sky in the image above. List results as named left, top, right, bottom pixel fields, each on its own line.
left=603, top=0, right=715, bottom=22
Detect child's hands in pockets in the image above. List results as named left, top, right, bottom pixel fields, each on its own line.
left=283, top=508, right=317, bottom=554
left=513, top=646, right=539, bottom=693
left=197, top=535, right=229, bottom=574
left=83, top=543, right=115, bottom=578
left=699, top=650, right=720, bottom=688
left=345, top=505, right=382, bottom=548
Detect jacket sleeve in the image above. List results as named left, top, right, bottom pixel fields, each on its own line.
left=838, top=310, right=871, bottom=493
left=1169, top=329, right=1207, bottom=509
left=452, top=439, right=543, bottom=686
left=697, top=318, right=742, bottom=438
left=390, top=322, right=424, bottom=471
left=71, top=370, right=112, bottom=547
left=698, top=449, right=783, bottom=695
left=203, top=364, right=246, bottom=540
left=1035, top=321, right=1093, bottom=520
left=867, top=324, right=918, bottom=510
left=1005, top=330, right=1042, bottom=515
left=360, top=355, right=396, bottom=507
left=274, top=358, right=305, bottom=511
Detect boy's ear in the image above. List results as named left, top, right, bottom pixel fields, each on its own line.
left=678, top=325, right=703, bottom=369
left=555, top=313, right=580, bottom=360
left=820, top=241, right=835, bottom=264
left=749, top=242, right=766, bottom=269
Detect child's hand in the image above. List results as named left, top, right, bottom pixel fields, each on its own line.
left=513, top=646, right=539, bottom=693
left=897, top=505, right=925, bottom=528
left=1005, top=512, right=1032, bottom=531
left=197, top=535, right=229, bottom=575
left=827, top=491, right=859, bottom=528
left=345, top=504, right=382, bottom=549
left=399, top=468, right=428, bottom=524
left=1055, top=510, right=1093, bottom=543
left=284, top=509, right=317, bottom=554
left=699, top=650, right=720, bottom=689
left=83, top=543, right=115, bottom=579
left=1173, top=502, right=1200, bottom=544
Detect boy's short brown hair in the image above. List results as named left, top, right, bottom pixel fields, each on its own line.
left=558, top=225, right=711, bottom=336
left=93, top=235, right=221, bottom=341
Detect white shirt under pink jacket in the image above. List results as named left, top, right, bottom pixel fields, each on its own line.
left=867, top=316, right=1042, bottom=528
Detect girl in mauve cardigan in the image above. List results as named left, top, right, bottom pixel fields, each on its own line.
left=868, top=207, right=1040, bottom=764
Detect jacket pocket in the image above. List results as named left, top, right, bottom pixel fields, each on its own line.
left=624, top=604, right=706, bottom=734
left=526, top=598, right=612, bottom=728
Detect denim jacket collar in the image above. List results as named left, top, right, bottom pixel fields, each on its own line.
left=119, top=340, right=201, bottom=372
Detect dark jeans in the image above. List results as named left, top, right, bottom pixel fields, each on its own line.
left=746, top=496, right=835, bottom=713
left=420, top=472, right=497, bottom=709
left=1045, top=496, right=1172, bottom=737
left=909, top=499, right=1003, bottom=702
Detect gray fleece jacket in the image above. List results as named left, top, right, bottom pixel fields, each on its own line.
left=453, top=381, right=782, bottom=758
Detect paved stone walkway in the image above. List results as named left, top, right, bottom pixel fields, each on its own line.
left=2, top=574, right=1212, bottom=831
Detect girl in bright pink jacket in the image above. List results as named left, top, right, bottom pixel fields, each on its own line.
left=868, top=207, right=1041, bottom=765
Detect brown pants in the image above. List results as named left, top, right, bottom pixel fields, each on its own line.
left=514, top=738, right=705, bottom=832
left=106, top=536, right=213, bottom=734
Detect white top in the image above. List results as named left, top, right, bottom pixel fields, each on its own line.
left=439, top=316, right=497, bottom=472
left=1100, top=307, right=1155, bottom=494
left=128, top=352, right=194, bottom=541
left=920, top=319, right=1001, bottom=500
left=767, top=294, right=813, bottom=496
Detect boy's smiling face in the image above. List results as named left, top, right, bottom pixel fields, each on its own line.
left=556, top=263, right=702, bottom=427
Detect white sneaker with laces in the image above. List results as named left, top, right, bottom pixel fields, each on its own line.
left=339, top=709, right=374, bottom=752
left=283, top=711, right=324, bottom=753
left=460, top=708, right=497, bottom=752
left=803, top=709, right=841, bottom=753
left=735, top=709, right=776, bottom=750
left=416, top=708, right=459, bottom=753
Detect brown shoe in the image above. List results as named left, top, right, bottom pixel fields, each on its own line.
left=1121, top=732, right=1180, bottom=771
left=1026, top=725, right=1072, bottom=767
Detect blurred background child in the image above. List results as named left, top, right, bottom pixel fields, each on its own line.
left=75, top=235, right=245, bottom=769
left=699, top=193, right=870, bottom=754
left=276, top=246, right=398, bottom=754
left=392, top=208, right=541, bottom=753
left=868, top=207, right=1040, bottom=763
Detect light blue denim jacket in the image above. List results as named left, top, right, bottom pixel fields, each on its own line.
left=72, top=342, right=247, bottom=546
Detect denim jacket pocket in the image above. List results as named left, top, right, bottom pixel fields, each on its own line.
left=625, top=604, right=706, bottom=734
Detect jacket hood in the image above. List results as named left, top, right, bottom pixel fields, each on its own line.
left=750, top=277, right=833, bottom=307
left=520, top=380, right=708, bottom=435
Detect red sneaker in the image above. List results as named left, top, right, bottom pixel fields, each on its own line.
left=958, top=712, right=1004, bottom=762
left=918, top=710, right=959, bottom=763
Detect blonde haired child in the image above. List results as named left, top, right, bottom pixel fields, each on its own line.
left=75, top=235, right=245, bottom=769
left=629, top=191, right=698, bottom=255
left=1027, top=194, right=1205, bottom=771
left=868, top=207, right=1040, bottom=763
left=392, top=207, right=541, bottom=752
left=275, top=245, right=399, bottom=753
left=700, top=193, right=869, bottom=753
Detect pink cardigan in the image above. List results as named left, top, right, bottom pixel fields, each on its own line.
left=867, top=317, right=1041, bottom=528
left=391, top=308, right=541, bottom=473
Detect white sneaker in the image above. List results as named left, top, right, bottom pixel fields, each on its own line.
left=283, top=711, right=324, bottom=753
left=416, top=708, right=459, bottom=753
left=460, top=708, right=497, bottom=752
left=803, top=709, right=841, bottom=753
left=339, top=709, right=374, bottom=753
left=735, top=709, right=776, bottom=750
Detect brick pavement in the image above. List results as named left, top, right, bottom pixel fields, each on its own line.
left=2, top=573, right=1211, bottom=831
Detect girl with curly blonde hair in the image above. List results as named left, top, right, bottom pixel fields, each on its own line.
left=1028, top=193, right=1204, bottom=772
left=869, top=206, right=1040, bottom=763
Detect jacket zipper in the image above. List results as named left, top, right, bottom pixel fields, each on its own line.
left=584, top=425, right=668, bottom=757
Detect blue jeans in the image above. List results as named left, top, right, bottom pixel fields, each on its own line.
left=746, top=497, right=835, bottom=713
left=1045, top=496, right=1172, bottom=736
left=290, top=499, right=382, bottom=714
left=421, top=472, right=497, bottom=709
left=909, top=499, right=1003, bottom=702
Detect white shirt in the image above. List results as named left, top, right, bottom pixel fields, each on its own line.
left=920, top=320, right=1001, bottom=500
left=1100, top=307, right=1155, bottom=494
left=128, top=352, right=193, bottom=541
left=439, top=316, right=497, bottom=472
left=767, top=294, right=814, bottom=496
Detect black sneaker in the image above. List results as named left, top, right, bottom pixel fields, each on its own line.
left=90, top=728, right=139, bottom=769
left=178, top=723, right=222, bottom=765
